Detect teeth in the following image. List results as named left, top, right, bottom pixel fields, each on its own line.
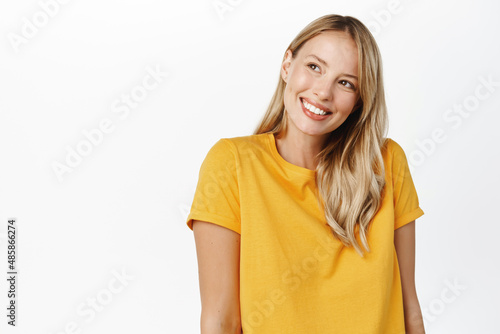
left=302, top=99, right=328, bottom=115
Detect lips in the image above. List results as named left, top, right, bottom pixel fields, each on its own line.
left=300, top=97, right=332, bottom=115
left=300, top=98, right=332, bottom=120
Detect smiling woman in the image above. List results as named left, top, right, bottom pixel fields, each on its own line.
left=186, top=14, right=425, bottom=334
left=278, top=30, right=360, bottom=163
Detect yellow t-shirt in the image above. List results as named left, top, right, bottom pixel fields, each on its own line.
left=186, top=132, right=424, bottom=334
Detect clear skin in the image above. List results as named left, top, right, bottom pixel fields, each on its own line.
left=192, top=30, right=424, bottom=334
left=277, top=30, right=360, bottom=170
left=395, top=221, right=426, bottom=334
left=193, top=220, right=242, bottom=334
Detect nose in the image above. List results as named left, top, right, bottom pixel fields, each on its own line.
left=312, top=77, right=334, bottom=101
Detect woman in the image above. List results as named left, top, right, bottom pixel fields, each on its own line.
left=186, top=14, right=425, bottom=334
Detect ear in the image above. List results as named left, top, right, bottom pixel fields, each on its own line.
left=281, top=50, right=293, bottom=83
left=351, top=96, right=363, bottom=114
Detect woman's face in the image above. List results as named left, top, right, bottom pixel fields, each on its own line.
left=281, top=30, right=360, bottom=139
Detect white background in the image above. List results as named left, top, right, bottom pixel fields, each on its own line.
left=1, top=0, right=499, bottom=333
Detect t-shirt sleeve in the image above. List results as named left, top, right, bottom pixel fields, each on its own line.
left=389, top=139, right=424, bottom=230
left=185, top=138, right=241, bottom=234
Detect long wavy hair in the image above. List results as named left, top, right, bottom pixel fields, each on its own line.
left=253, top=14, right=388, bottom=257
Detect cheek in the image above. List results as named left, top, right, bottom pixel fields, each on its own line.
left=289, top=68, right=313, bottom=92
left=335, top=92, right=358, bottom=112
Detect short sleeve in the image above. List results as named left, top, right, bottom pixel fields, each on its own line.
left=185, top=138, right=241, bottom=234
left=389, top=139, right=424, bottom=230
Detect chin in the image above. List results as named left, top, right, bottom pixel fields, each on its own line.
left=297, top=126, right=331, bottom=137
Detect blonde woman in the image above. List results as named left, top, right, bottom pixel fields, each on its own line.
left=186, top=14, right=425, bottom=334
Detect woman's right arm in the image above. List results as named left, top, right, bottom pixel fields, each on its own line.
left=192, top=220, right=242, bottom=334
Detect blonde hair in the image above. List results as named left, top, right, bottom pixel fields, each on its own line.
left=253, top=14, right=388, bottom=257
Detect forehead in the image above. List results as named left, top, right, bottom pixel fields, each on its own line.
left=297, top=30, right=358, bottom=71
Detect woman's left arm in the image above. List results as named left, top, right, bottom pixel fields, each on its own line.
left=394, top=220, right=426, bottom=334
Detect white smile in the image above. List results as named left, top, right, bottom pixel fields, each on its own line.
left=301, top=99, right=329, bottom=116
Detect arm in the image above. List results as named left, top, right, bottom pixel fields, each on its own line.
left=192, top=220, right=242, bottom=334
left=394, top=220, right=426, bottom=334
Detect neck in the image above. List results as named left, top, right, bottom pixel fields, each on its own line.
left=274, top=129, right=328, bottom=171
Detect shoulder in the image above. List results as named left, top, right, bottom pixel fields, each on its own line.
left=381, top=137, right=413, bottom=175
left=222, top=133, right=269, bottom=149
left=202, top=133, right=268, bottom=166
left=381, top=138, right=414, bottom=187
left=218, top=133, right=270, bottom=159
left=382, top=137, right=408, bottom=162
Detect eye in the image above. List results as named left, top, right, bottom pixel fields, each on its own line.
left=307, top=63, right=320, bottom=72
left=339, top=80, right=355, bottom=90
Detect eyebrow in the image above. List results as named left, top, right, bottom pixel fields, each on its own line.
left=306, top=54, right=358, bottom=80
